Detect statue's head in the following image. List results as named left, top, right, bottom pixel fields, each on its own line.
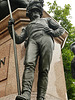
left=70, top=42, right=75, bottom=55
left=26, top=1, right=44, bottom=19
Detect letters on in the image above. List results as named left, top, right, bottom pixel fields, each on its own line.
left=0, top=57, right=6, bottom=68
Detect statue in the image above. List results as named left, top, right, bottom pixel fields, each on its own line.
left=0, top=0, right=27, bottom=20
left=8, top=1, right=65, bottom=100
left=0, top=0, right=43, bottom=20
left=70, top=42, right=75, bottom=79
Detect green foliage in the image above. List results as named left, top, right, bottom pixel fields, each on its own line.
left=47, top=0, right=75, bottom=99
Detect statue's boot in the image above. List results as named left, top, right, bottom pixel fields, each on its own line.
left=15, top=91, right=30, bottom=100
left=15, top=95, right=26, bottom=100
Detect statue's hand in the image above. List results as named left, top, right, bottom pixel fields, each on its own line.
left=49, top=28, right=55, bottom=34
left=45, top=28, right=55, bottom=36
left=8, top=18, right=15, bottom=38
left=8, top=18, right=15, bottom=26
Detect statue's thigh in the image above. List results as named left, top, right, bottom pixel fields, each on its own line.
left=38, top=36, right=54, bottom=71
left=25, top=39, right=39, bottom=66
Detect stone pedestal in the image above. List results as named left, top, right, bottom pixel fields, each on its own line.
left=0, top=8, right=68, bottom=100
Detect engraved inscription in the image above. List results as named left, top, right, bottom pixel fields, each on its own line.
left=0, top=43, right=10, bottom=81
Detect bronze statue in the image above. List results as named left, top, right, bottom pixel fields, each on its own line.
left=0, top=0, right=27, bottom=20
left=0, top=0, right=43, bottom=20
left=70, top=42, right=75, bottom=79
left=8, top=1, right=65, bottom=100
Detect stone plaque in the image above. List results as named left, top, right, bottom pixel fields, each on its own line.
left=0, top=44, right=10, bottom=81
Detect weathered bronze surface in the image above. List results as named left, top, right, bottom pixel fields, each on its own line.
left=8, top=1, right=65, bottom=100
left=0, top=0, right=44, bottom=20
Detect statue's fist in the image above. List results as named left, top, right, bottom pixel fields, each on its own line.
left=8, top=18, right=15, bottom=26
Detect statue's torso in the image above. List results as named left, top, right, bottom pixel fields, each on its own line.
left=26, top=18, right=50, bottom=37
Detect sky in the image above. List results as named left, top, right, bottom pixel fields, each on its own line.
left=44, top=0, right=75, bottom=26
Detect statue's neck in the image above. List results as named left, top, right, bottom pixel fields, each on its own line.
left=30, top=16, right=40, bottom=21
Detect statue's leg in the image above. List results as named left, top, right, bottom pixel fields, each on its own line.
left=37, top=36, right=54, bottom=100
left=16, top=39, right=39, bottom=100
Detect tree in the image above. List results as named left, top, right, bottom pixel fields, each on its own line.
left=47, top=0, right=75, bottom=99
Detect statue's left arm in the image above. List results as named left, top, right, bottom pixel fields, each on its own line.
left=8, top=18, right=27, bottom=44
left=47, top=18, right=65, bottom=37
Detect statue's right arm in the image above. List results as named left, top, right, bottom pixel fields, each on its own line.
left=8, top=21, right=27, bottom=44
left=47, top=18, right=65, bottom=37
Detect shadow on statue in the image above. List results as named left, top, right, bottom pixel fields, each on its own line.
left=8, top=1, right=65, bottom=100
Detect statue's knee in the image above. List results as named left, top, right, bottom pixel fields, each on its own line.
left=25, top=62, right=36, bottom=71
left=39, top=69, right=49, bottom=78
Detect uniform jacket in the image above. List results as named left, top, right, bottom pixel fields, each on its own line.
left=8, top=17, right=65, bottom=44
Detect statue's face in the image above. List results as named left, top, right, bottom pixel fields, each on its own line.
left=32, top=11, right=40, bottom=17
left=30, top=10, right=40, bottom=20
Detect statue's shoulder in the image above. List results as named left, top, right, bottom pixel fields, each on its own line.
left=28, top=17, right=52, bottom=25
left=41, top=17, right=52, bottom=21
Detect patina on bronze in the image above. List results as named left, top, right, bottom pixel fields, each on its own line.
left=70, top=42, right=75, bottom=79
left=0, top=0, right=26, bottom=20
left=8, top=1, right=65, bottom=100
left=0, top=0, right=44, bottom=20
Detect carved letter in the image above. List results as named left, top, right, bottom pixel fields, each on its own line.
left=0, top=57, right=6, bottom=68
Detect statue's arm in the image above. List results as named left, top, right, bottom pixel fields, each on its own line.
left=48, top=18, right=65, bottom=37
left=8, top=24, right=27, bottom=44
